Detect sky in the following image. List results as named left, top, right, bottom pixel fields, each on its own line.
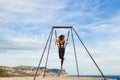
left=0, top=0, right=120, bottom=75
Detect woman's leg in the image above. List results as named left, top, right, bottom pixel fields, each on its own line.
left=61, top=48, right=65, bottom=59
left=61, top=59, right=64, bottom=67
left=61, top=48, right=65, bottom=67
left=59, top=48, right=65, bottom=69
left=59, top=48, right=65, bottom=59
left=59, top=48, right=62, bottom=59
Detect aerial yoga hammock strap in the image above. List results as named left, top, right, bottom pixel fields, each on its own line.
left=55, top=30, right=58, bottom=47
left=64, top=30, right=70, bottom=48
left=55, top=30, right=57, bottom=39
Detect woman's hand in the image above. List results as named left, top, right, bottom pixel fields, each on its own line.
left=55, top=38, right=59, bottom=45
left=66, top=40, right=70, bottom=44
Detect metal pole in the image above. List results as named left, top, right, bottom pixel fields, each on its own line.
left=43, top=28, right=54, bottom=77
left=33, top=28, right=53, bottom=80
left=71, top=28, right=80, bottom=77
left=73, top=28, right=107, bottom=80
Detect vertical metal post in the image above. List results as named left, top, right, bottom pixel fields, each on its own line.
left=73, top=28, right=106, bottom=80
left=33, top=28, right=53, bottom=80
left=71, top=28, right=80, bottom=77
left=43, top=28, right=54, bottom=77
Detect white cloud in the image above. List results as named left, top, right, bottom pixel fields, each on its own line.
left=0, top=36, right=46, bottom=50
left=0, top=0, right=67, bottom=25
left=0, top=0, right=66, bottom=13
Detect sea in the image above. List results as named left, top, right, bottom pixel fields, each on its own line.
left=70, top=75, right=120, bottom=80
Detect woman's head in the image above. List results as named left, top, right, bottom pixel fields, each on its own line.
left=59, top=35, right=65, bottom=44
left=59, top=35, right=65, bottom=40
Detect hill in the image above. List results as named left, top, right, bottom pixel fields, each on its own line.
left=0, top=66, right=68, bottom=77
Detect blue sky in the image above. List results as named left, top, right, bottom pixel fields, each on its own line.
left=0, top=0, right=120, bottom=75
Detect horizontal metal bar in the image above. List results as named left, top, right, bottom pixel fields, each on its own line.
left=53, top=26, right=73, bottom=29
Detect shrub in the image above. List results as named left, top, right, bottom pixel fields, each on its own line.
left=0, top=68, right=9, bottom=77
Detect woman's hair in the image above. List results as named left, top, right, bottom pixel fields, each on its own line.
left=59, top=35, right=65, bottom=44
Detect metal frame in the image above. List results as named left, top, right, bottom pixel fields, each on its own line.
left=53, top=26, right=73, bottom=29
left=33, top=26, right=107, bottom=80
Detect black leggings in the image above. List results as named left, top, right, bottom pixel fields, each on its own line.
left=59, top=48, right=65, bottom=66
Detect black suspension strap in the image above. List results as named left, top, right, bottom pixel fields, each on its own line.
left=33, top=28, right=53, bottom=80
left=55, top=30, right=59, bottom=47
left=71, top=28, right=80, bottom=77
left=43, top=28, right=54, bottom=78
left=72, top=28, right=107, bottom=80
left=64, top=30, right=70, bottom=48
left=55, top=30, right=57, bottom=39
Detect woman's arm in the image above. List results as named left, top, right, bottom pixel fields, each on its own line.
left=66, top=40, right=70, bottom=44
left=55, top=38, right=59, bottom=45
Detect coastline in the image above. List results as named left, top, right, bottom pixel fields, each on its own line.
left=70, top=75, right=119, bottom=80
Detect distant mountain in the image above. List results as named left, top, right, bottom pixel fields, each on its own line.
left=0, top=65, right=68, bottom=77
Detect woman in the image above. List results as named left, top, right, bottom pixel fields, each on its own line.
left=55, top=35, right=69, bottom=69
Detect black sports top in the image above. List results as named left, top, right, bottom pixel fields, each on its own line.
left=59, top=41, right=65, bottom=48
